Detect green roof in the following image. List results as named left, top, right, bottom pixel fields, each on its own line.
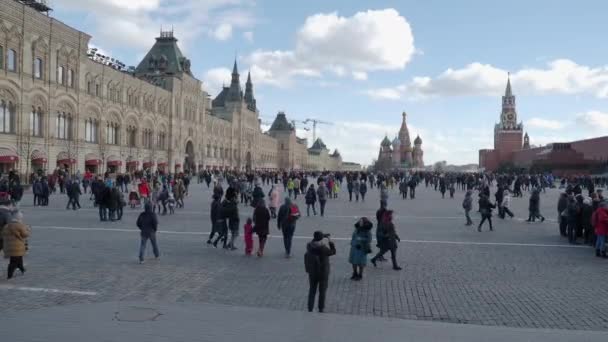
left=134, top=32, right=192, bottom=77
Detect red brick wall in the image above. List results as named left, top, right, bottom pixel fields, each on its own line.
left=570, top=136, right=608, bottom=161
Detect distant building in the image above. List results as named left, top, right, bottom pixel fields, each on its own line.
left=0, top=0, right=357, bottom=177
left=479, top=77, right=608, bottom=176
left=375, top=112, right=424, bottom=171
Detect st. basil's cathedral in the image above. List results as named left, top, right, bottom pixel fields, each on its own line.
left=375, top=112, right=424, bottom=171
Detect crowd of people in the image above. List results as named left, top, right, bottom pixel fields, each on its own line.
left=0, top=167, right=607, bottom=314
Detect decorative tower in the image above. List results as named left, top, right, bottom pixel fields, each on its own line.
left=227, top=59, right=243, bottom=101
left=377, top=135, right=393, bottom=169
left=494, top=74, right=524, bottom=162
left=523, top=132, right=530, bottom=149
left=392, top=136, right=401, bottom=167
left=398, top=112, right=413, bottom=166
left=244, top=71, right=256, bottom=110
left=412, top=135, right=424, bottom=168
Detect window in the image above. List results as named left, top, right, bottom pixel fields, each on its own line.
left=95, top=83, right=100, bottom=97
left=29, top=107, right=43, bottom=137
left=34, top=58, right=43, bottom=79
left=85, top=118, right=98, bottom=143
left=157, top=132, right=166, bottom=149
left=55, top=112, right=72, bottom=140
left=87, top=80, right=93, bottom=94
left=127, top=127, right=137, bottom=147
left=57, top=66, right=64, bottom=84
left=7, top=49, right=16, bottom=72
left=142, top=129, right=153, bottom=149
left=106, top=123, right=119, bottom=145
left=67, top=69, right=74, bottom=88
left=0, top=46, right=3, bottom=69
left=0, top=100, right=15, bottom=133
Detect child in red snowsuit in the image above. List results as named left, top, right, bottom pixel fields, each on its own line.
left=244, top=218, right=254, bottom=256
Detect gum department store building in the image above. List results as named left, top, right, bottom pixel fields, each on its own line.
left=0, top=0, right=360, bottom=180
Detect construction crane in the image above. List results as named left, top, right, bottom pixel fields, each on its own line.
left=303, top=118, right=333, bottom=142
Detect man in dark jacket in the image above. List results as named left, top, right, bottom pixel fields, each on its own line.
left=68, top=181, right=82, bottom=210
left=278, top=197, right=300, bottom=257
left=557, top=192, right=568, bottom=236
left=207, top=194, right=222, bottom=245
left=137, top=202, right=159, bottom=263
left=304, top=231, right=336, bottom=313
left=97, top=184, right=109, bottom=221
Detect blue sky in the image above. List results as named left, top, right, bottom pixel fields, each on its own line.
left=52, top=0, right=608, bottom=166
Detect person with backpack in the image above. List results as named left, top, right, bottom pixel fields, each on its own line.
left=304, top=230, right=336, bottom=313
left=305, top=184, right=317, bottom=216
left=277, top=197, right=300, bottom=258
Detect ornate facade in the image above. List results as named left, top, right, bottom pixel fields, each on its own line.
left=0, top=0, right=359, bottom=178
left=375, top=112, right=424, bottom=171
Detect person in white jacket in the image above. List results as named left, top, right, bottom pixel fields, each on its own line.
left=500, top=189, right=515, bottom=219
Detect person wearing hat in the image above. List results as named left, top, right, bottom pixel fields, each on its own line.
left=349, top=217, right=373, bottom=280
left=3, top=211, right=29, bottom=279
left=304, top=230, right=336, bottom=313
left=371, top=210, right=402, bottom=270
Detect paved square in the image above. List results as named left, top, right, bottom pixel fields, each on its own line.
left=1, top=181, right=607, bottom=331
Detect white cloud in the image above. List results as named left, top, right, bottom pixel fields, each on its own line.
left=246, top=9, right=415, bottom=87
left=243, top=31, right=254, bottom=43
left=53, top=0, right=255, bottom=64
left=364, top=88, right=403, bottom=100
left=526, top=118, right=565, bottom=130
left=212, top=23, right=233, bottom=41
left=352, top=71, right=368, bottom=81
left=365, top=59, right=608, bottom=100
left=575, top=110, right=608, bottom=130
left=203, top=67, right=232, bottom=95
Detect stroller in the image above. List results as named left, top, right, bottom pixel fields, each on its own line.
left=129, top=190, right=140, bottom=208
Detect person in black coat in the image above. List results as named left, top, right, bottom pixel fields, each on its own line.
left=305, top=184, right=317, bottom=216
left=137, top=202, right=159, bottom=263
left=478, top=194, right=496, bottom=232
left=304, top=230, right=336, bottom=313
left=207, top=194, right=222, bottom=245
left=371, top=210, right=401, bottom=270
left=557, top=192, right=568, bottom=237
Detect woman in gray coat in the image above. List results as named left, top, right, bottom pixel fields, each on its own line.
left=349, top=217, right=373, bottom=280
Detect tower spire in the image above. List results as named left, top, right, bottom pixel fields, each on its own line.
left=232, top=58, right=239, bottom=75
left=505, top=72, right=512, bottom=97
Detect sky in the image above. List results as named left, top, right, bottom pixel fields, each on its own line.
left=51, top=0, right=608, bottom=166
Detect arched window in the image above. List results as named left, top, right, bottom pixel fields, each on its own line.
left=34, top=58, right=43, bottom=79
left=57, top=66, right=64, bottom=84
left=127, top=126, right=137, bottom=147
left=7, top=49, right=16, bottom=72
left=67, top=69, right=74, bottom=88
left=55, top=111, right=72, bottom=140
left=85, top=118, right=98, bottom=143
left=0, top=100, right=15, bottom=133
left=29, top=107, right=43, bottom=137
left=106, top=122, right=119, bottom=145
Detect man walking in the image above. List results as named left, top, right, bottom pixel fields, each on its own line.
left=304, top=231, right=336, bottom=313
left=277, top=197, right=300, bottom=258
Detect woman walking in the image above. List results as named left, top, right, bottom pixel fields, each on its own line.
left=3, top=212, right=30, bottom=279
left=371, top=210, right=402, bottom=270
left=349, top=217, right=373, bottom=280
left=253, top=199, right=271, bottom=257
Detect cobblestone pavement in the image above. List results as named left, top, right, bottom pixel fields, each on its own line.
left=1, top=181, right=608, bottom=332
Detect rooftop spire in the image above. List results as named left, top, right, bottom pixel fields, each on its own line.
left=505, top=72, right=512, bottom=97
left=232, top=58, right=239, bottom=75
left=246, top=70, right=252, bottom=84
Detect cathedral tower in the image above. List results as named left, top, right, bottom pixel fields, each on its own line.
left=398, top=112, right=413, bottom=166
left=494, top=75, right=523, bottom=160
